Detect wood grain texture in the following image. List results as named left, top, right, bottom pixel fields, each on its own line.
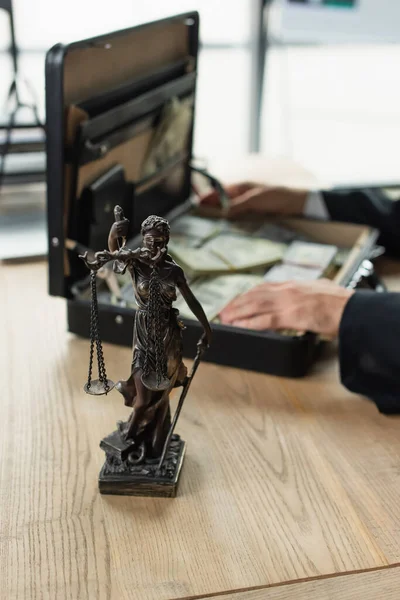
left=1, top=260, right=400, bottom=600
left=279, top=368, right=400, bottom=564
left=204, top=566, right=400, bottom=600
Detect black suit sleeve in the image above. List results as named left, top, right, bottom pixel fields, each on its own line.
left=322, top=189, right=400, bottom=257
left=339, top=291, right=400, bottom=414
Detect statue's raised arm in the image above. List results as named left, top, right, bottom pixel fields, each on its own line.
left=80, top=205, right=141, bottom=273
left=108, top=205, right=129, bottom=253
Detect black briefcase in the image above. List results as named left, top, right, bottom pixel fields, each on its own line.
left=45, top=12, right=385, bottom=378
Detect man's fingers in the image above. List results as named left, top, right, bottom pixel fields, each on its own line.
left=227, top=187, right=267, bottom=217
left=231, top=313, right=281, bottom=331
left=220, top=300, right=268, bottom=324
left=199, top=182, right=255, bottom=206
left=199, top=190, right=220, bottom=205
left=225, top=182, right=255, bottom=196
left=221, top=282, right=289, bottom=315
left=219, top=292, right=258, bottom=320
left=220, top=289, right=288, bottom=322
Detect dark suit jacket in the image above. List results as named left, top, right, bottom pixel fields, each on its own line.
left=321, top=189, right=400, bottom=414
left=323, top=188, right=400, bottom=257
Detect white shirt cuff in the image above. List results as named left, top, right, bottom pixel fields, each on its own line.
left=303, top=190, right=329, bottom=220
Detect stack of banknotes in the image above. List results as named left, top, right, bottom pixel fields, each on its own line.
left=168, top=215, right=295, bottom=277
left=264, top=240, right=339, bottom=282
left=173, top=273, right=265, bottom=321
left=168, top=234, right=285, bottom=277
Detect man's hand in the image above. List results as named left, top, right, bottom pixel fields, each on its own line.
left=219, top=279, right=354, bottom=338
left=200, top=182, right=309, bottom=218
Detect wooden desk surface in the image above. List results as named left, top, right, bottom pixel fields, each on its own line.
left=1, top=259, right=400, bottom=600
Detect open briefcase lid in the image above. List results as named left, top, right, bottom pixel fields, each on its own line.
left=45, top=12, right=200, bottom=298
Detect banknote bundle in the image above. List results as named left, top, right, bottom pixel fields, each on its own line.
left=173, top=273, right=265, bottom=321
left=264, top=263, right=323, bottom=282
left=169, top=231, right=285, bottom=277
left=140, top=96, right=193, bottom=178
left=169, top=214, right=223, bottom=248
left=283, top=241, right=338, bottom=270
left=169, top=214, right=312, bottom=245
left=264, top=240, right=338, bottom=282
left=254, top=223, right=312, bottom=244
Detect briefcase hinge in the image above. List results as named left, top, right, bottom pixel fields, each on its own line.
left=347, top=259, right=386, bottom=292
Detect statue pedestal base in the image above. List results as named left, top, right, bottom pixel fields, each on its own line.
left=98, top=430, right=186, bottom=497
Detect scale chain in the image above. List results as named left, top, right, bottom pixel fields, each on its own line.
left=86, top=270, right=110, bottom=394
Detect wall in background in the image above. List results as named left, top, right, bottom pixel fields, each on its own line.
left=1, top=1, right=400, bottom=186
left=270, top=0, right=400, bottom=43
left=261, top=42, right=400, bottom=186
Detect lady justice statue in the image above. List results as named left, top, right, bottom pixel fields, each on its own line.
left=81, top=207, right=212, bottom=497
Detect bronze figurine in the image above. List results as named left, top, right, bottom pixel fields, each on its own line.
left=81, top=206, right=212, bottom=496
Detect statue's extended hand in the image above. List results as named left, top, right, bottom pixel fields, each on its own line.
left=79, top=250, right=113, bottom=271
left=95, top=250, right=114, bottom=262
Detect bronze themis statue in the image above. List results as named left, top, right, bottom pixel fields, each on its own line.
left=81, top=206, right=212, bottom=497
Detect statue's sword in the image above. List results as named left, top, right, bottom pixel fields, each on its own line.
left=157, top=337, right=206, bottom=473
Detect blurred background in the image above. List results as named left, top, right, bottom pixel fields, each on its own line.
left=1, top=0, right=400, bottom=258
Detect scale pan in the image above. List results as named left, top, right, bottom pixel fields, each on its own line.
left=84, top=379, right=115, bottom=395
left=141, top=372, right=170, bottom=391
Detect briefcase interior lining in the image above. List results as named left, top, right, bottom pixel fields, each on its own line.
left=63, top=21, right=190, bottom=106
